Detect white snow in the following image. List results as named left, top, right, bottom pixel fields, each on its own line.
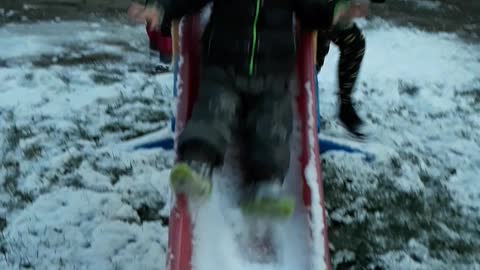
left=189, top=137, right=312, bottom=270
left=0, top=16, right=479, bottom=270
left=318, top=21, right=480, bottom=202
left=3, top=188, right=168, bottom=270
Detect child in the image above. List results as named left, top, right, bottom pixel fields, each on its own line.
left=316, top=0, right=385, bottom=138
left=146, top=17, right=173, bottom=64
left=317, top=23, right=367, bottom=138
left=128, top=1, right=173, bottom=66
left=132, top=0, right=369, bottom=218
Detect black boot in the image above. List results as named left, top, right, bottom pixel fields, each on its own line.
left=338, top=99, right=366, bottom=139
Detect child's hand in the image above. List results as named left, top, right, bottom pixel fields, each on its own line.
left=127, top=2, right=147, bottom=24
left=350, top=0, right=370, bottom=18
left=333, top=0, right=369, bottom=26
left=127, top=2, right=164, bottom=31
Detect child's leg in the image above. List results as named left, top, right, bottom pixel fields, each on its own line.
left=240, top=78, right=294, bottom=217
left=171, top=66, right=241, bottom=198
left=330, top=23, right=366, bottom=104
left=158, top=35, right=173, bottom=64
left=245, top=78, right=292, bottom=182
left=243, top=87, right=292, bottom=183
left=146, top=25, right=158, bottom=51
left=330, top=23, right=366, bottom=137
left=177, top=66, right=241, bottom=170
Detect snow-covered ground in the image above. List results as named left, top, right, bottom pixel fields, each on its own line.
left=0, top=18, right=479, bottom=270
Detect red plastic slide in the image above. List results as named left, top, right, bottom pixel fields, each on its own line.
left=167, top=14, right=331, bottom=270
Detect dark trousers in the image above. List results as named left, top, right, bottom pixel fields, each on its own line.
left=317, top=24, right=366, bottom=103
left=177, top=66, right=293, bottom=184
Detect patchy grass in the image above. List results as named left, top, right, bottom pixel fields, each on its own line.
left=22, top=144, right=42, bottom=160
left=90, top=71, right=124, bottom=85
left=32, top=52, right=123, bottom=68
left=455, top=87, right=480, bottom=110
left=323, top=153, right=480, bottom=269
left=91, top=153, right=133, bottom=185
left=398, top=80, right=420, bottom=96
left=136, top=204, right=169, bottom=226
left=100, top=39, right=142, bottom=53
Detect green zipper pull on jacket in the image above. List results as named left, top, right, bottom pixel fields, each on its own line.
left=249, top=0, right=261, bottom=76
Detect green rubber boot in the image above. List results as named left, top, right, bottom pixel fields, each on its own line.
left=170, top=162, right=212, bottom=198
left=241, top=181, right=294, bottom=219
left=241, top=197, right=295, bottom=219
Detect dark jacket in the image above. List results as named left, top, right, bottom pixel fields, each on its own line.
left=156, top=0, right=340, bottom=76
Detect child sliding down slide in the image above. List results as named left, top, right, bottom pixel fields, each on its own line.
left=130, top=0, right=369, bottom=219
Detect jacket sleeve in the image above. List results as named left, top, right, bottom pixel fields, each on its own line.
left=294, top=0, right=348, bottom=31
left=156, top=0, right=212, bottom=19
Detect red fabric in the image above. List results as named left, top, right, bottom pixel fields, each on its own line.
left=146, top=28, right=157, bottom=49
left=158, top=35, right=172, bottom=56
left=146, top=25, right=172, bottom=58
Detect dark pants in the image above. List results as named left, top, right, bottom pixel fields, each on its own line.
left=146, top=25, right=173, bottom=64
left=177, top=66, right=293, bottom=184
left=316, top=24, right=366, bottom=103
